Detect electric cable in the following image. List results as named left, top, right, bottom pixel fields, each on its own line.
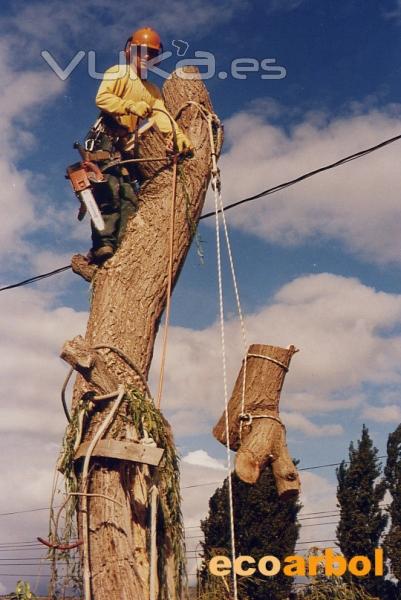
left=2, top=133, right=401, bottom=292
left=200, top=131, right=401, bottom=219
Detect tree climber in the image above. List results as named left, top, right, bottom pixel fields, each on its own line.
left=85, top=27, right=193, bottom=263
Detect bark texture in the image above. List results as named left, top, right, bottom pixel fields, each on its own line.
left=61, top=66, right=220, bottom=600
left=213, top=344, right=301, bottom=500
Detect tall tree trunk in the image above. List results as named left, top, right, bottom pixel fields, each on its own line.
left=60, top=66, right=221, bottom=600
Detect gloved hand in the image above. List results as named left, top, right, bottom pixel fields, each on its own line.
left=127, top=100, right=152, bottom=119
left=175, top=132, right=193, bottom=154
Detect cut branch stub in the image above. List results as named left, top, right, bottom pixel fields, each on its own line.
left=213, top=343, right=300, bottom=500
left=71, top=254, right=96, bottom=282
left=61, top=335, right=119, bottom=397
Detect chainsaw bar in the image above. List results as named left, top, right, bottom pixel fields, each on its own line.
left=79, top=188, right=105, bottom=232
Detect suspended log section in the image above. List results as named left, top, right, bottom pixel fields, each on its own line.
left=213, top=343, right=301, bottom=500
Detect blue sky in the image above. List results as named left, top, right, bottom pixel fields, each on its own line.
left=1, top=0, right=401, bottom=593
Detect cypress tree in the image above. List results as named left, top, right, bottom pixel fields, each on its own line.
left=336, top=425, right=387, bottom=598
left=199, top=466, right=301, bottom=600
left=384, top=424, right=401, bottom=594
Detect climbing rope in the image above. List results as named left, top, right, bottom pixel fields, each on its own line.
left=213, top=169, right=238, bottom=600
left=156, top=153, right=179, bottom=410
left=175, top=100, right=255, bottom=600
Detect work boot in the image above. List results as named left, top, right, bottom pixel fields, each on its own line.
left=92, top=245, right=114, bottom=262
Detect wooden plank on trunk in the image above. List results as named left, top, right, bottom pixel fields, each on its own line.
left=75, top=440, right=164, bottom=466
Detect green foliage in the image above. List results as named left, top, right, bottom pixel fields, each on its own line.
left=199, top=466, right=301, bottom=600
left=52, top=387, right=186, bottom=600
left=9, top=581, right=37, bottom=600
left=336, top=425, right=387, bottom=598
left=384, top=424, right=401, bottom=590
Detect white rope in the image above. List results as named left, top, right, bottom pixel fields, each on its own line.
left=206, top=114, right=249, bottom=447
left=149, top=484, right=158, bottom=600
left=213, top=170, right=238, bottom=600
left=247, top=352, right=289, bottom=372
left=239, top=413, right=285, bottom=429
left=174, top=102, right=246, bottom=598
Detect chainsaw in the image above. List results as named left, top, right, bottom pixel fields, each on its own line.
left=66, top=142, right=123, bottom=233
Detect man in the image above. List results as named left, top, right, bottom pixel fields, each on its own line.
left=87, top=26, right=193, bottom=262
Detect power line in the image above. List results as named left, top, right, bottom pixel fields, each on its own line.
left=0, top=573, right=50, bottom=577
left=0, top=507, right=51, bottom=517
left=181, top=455, right=386, bottom=490
left=0, top=265, right=71, bottom=292
left=301, top=521, right=339, bottom=528
left=2, top=133, right=401, bottom=293
left=200, top=131, right=401, bottom=219
left=0, top=455, right=387, bottom=520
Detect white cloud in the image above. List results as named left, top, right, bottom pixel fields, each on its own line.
left=1, top=0, right=248, bottom=56
left=180, top=454, right=227, bottom=583
left=0, top=287, right=87, bottom=436
left=282, top=412, right=343, bottom=437
left=0, top=41, right=64, bottom=266
left=0, top=287, right=86, bottom=592
left=298, top=471, right=338, bottom=548
left=150, top=273, right=401, bottom=437
left=206, top=103, right=401, bottom=265
left=362, top=404, right=401, bottom=423
left=384, top=1, right=401, bottom=21
left=183, top=450, right=226, bottom=470
left=30, top=250, right=76, bottom=274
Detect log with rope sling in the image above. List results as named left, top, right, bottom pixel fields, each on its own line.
left=196, top=98, right=301, bottom=500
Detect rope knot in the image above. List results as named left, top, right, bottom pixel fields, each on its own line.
left=239, top=412, right=253, bottom=426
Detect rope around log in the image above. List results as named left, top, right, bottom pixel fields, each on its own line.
left=239, top=412, right=286, bottom=430
left=247, top=352, right=289, bottom=372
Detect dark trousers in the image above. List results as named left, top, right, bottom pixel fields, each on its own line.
left=91, top=171, right=138, bottom=251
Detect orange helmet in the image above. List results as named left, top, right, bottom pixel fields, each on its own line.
left=128, top=27, right=163, bottom=53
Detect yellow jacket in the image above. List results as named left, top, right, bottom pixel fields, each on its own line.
left=96, top=65, right=182, bottom=139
